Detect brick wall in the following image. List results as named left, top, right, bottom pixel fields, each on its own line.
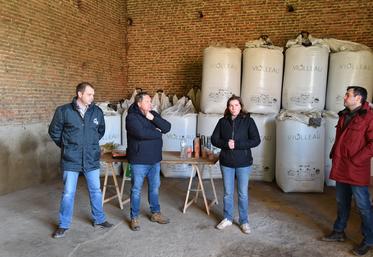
left=0, top=0, right=127, bottom=125
left=1, top=1, right=372, bottom=125
left=126, top=0, right=373, bottom=97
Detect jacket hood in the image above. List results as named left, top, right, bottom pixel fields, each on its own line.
left=128, top=102, right=143, bottom=115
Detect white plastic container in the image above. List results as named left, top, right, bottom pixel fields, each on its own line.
left=160, top=163, right=194, bottom=178
left=276, top=111, right=325, bottom=192
left=251, top=113, right=277, bottom=182
left=323, top=111, right=338, bottom=186
left=197, top=113, right=223, bottom=179
left=282, top=45, right=329, bottom=111
left=162, top=114, right=197, bottom=151
left=161, top=113, right=197, bottom=177
left=121, top=110, right=128, bottom=148
left=197, top=113, right=223, bottom=137
left=241, top=47, right=283, bottom=114
left=200, top=46, right=241, bottom=114
left=99, top=115, right=121, bottom=145
left=201, top=163, right=222, bottom=179
left=99, top=162, right=121, bottom=177
left=326, top=50, right=373, bottom=112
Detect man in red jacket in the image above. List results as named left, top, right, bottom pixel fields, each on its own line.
left=322, top=86, right=373, bottom=256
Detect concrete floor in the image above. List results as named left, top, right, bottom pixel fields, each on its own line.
left=0, top=176, right=369, bottom=257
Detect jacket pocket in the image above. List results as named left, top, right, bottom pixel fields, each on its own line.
left=63, top=144, right=79, bottom=162
left=344, top=125, right=365, bottom=157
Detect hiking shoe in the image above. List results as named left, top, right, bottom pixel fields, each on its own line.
left=130, top=219, right=140, bottom=231
left=352, top=242, right=371, bottom=256
left=321, top=230, right=346, bottom=242
left=150, top=213, right=170, bottom=224
left=52, top=228, right=67, bottom=238
left=216, top=218, right=232, bottom=230
left=240, top=223, right=251, bottom=234
left=94, top=221, right=113, bottom=228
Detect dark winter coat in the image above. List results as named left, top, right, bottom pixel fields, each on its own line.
left=211, top=114, right=261, bottom=168
left=126, top=103, right=171, bottom=165
left=330, top=102, right=373, bottom=186
left=48, top=97, right=105, bottom=172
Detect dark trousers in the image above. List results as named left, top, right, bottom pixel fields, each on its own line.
left=333, top=182, right=373, bottom=245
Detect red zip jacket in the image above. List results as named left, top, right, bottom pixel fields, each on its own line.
left=330, top=102, right=373, bottom=186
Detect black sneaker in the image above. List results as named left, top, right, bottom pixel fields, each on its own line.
left=52, top=228, right=67, bottom=238
left=321, top=230, right=346, bottom=242
left=352, top=242, right=371, bottom=256
left=94, top=221, right=113, bottom=228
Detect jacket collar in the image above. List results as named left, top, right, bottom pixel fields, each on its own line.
left=225, top=113, right=247, bottom=120
left=71, top=97, right=93, bottom=111
left=338, top=102, right=369, bottom=117
left=225, top=113, right=246, bottom=126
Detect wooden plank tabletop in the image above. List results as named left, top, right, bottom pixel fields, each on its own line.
left=161, top=151, right=218, bottom=165
left=101, top=151, right=218, bottom=165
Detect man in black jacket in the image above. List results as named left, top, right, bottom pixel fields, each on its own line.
left=126, top=92, right=171, bottom=231
left=49, top=82, right=112, bottom=238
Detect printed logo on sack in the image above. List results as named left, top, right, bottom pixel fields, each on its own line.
left=251, top=65, right=280, bottom=73
left=292, top=64, right=323, bottom=72
left=287, top=132, right=321, bottom=141
left=215, top=62, right=235, bottom=69
left=338, top=63, right=371, bottom=71
left=93, top=118, right=99, bottom=125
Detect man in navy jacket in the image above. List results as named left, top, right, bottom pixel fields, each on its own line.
left=49, top=82, right=112, bottom=238
left=126, top=92, right=171, bottom=231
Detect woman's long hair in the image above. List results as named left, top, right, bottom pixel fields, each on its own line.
left=223, top=95, right=249, bottom=118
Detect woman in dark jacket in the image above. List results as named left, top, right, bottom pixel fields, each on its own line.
left=211, top=95, right=260, bottom=234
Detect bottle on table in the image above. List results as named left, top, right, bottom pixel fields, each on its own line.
left=180, top=136, right=187, bottom=159
left=194, top=135, right=200, bottom=158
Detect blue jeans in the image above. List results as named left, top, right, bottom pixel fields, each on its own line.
left=59, top=169, right=106, bottom=229
left=130, top=163, right=161, bottom=219
left=333, top=182, right=373, bottom=245
left=220, top=165, right=251, bottom=224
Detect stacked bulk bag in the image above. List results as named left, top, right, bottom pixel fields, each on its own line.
left=197, top=113, right=223, bottom=179
left=325, top=39, right=373, bottom=112
left=322, top=39, right=373, bottom=186
left=161, top=97, right=197, bottom=178
left=251, top=113, right=276, bottom=182
left=121, top=89, right=140, bottom=149
left=198, top=45, right=242, bottom=177
left=240, top=37, right=281, bottom=182
left=241, top=42, right=283, bottom=114
left=276, top=110, right=325, bottom=192
left=200, top=46, right=242, bottom=114
left=187, top=87, right=201, bottom=113
left=323, top=111, right=338, bottom=186
left=282, top=35, right=330, bottom=111
left=152, top=90, right=172, bottom=114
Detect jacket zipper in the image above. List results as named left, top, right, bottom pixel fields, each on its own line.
left=230, top=118, right=235, bottom=155
left=232, top=118, right=235, bottom=140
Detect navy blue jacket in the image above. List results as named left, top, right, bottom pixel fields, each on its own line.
left=48, top=97, right=105, bottom=172
left=126, top=103, right=171, bottom=165
left=211, top=114, right=261, bottom=168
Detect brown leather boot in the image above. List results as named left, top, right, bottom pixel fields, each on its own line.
left=130, top=219, right=140, bottom=231
left=150, top=213, right=170, bottom=224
